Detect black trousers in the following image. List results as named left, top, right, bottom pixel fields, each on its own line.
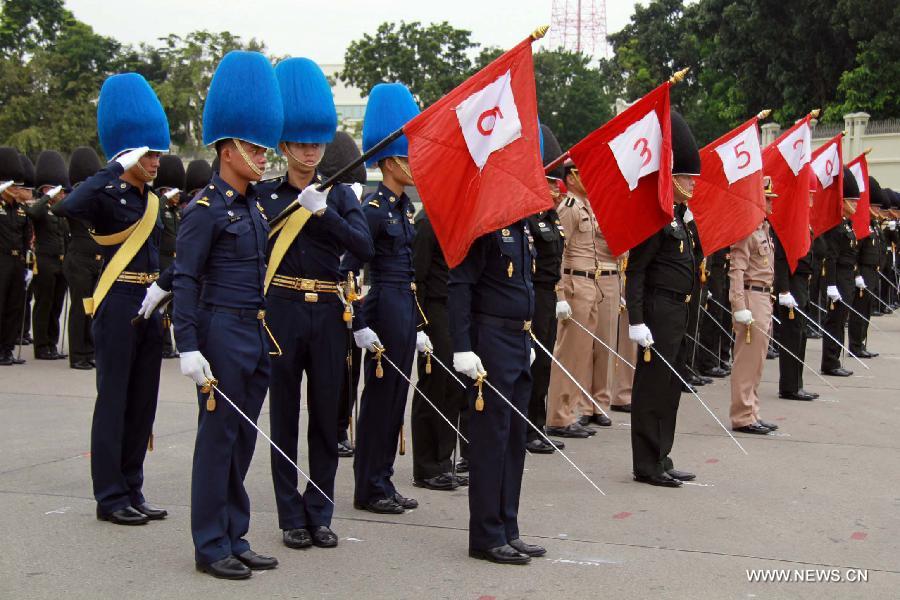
left=697, top=268, right=731, bottom=371
left=337, top=334, right=361, bottom=443
left=775, top=273, right=810, bottom=393
left=32, top=254, right=67, bottom=353
left=678, top=278, right=703, bottom=377
left=412, top=298, right=465, bottom=480
left=527, top=286, right=557, bottom=441
left=809, top=262, right=824, bottom=326
left=631, top=293, right=688, bottom=478
left=160, top=255, right=176, bottom=354
left=63, top=252, right=101, bottom=364
left=0, top=254, right=26, bottom=353
left=849, top=265, right=877, bottom=353
left=821, top=271, right=854, bottom=371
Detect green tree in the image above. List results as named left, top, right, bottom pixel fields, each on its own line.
left=0, top=0, right=67, bottom=56
left=340, top=21, right=476, bottom=106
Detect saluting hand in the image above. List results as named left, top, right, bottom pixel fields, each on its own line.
left=114, top=146, right=149, bottom=171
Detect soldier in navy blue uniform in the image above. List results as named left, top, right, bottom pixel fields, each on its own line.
left=54, top=73, right=171, bottom=524
left=626, top=111, right=701, bottom=488
left=172, top=51, right=283, bottom=580
left=258, top=58, right=374, bottom=551
left=342, top=83, right=431, bottom=515
left=449, top=218, right=545, bottom=565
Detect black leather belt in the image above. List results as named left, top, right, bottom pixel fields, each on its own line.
left=744, top=284, right=772, bottom=293
left=563, top=268, right=617, bottom=279
left=473, top=313, right=532, bottom=331
left=651, top=288, right=691, bottom=303
left=200, top=303, right=265, bottom=321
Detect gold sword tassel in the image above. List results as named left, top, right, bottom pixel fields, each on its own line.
left=475, top=373, right=486, bottom=411
left=201, top=378, right=219, bottom=412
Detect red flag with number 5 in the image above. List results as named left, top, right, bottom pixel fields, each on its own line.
left=690, top=116, right=766, bottom=256
left=567, top=82, right=672, bottom=255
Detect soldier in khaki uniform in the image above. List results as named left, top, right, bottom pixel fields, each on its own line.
left=545, top=160, right=631, bottom=437
left=728, top=177, right=779, bottom=434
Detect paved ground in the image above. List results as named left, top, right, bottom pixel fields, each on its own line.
left=2, top=314, right=899, bottom=599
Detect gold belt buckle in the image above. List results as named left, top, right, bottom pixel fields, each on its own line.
left=685, top=294, right=692, bottom=303
left=523, top=320, right=532, bottom=331
left=11, top=250, right=19, bottom=256
left=300, top=278, right=316, bottom=291
left=305, top=293, right=318, bottom=303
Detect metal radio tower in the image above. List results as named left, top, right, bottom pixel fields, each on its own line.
left=550, top=0, right=608, bottom=58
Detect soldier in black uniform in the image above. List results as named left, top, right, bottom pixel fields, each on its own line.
left=184, top=159, right=213, bottom=201
left=820, top=169, right=861, bottom=377
left=0, top=147, right=32, bottom=365
left=676, top=209, right=710, bottom=391
left=848, top=176, right=885, bottom=358
left=625, top=111, right=701, bottom=488
left=154, top=155, right=185, bottom=359
left=19, top=153, right=35, bottom=348
left=27, top=151, right=70, bottom=360
left=697, top=247, right=732, bottom=377
left=525, top=124, right=566, bottom=454
left=54, top=147, right=104, bottom=369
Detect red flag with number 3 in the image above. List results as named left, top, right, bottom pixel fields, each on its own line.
left=567, top=82, right=672, bottom=255
left=809, top=133, right=844, bottom=238
left=764, top=115, right=814, bottom=272
left=690, top=116, right=766, bottom=255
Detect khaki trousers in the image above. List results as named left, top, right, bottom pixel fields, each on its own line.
left=730, top=290, right=773, bottom=428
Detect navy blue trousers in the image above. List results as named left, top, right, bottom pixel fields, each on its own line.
left=353, top=284, right=416, bottom=505
left=191, top=308, right=270, bottom=565
left=467, top=322, right=532, bottom=551
left=91, top=283, right=163, bottom=514
left=267, top=291, right=344, bottom=530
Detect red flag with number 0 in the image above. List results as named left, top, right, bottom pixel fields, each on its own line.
left=846, top=153, right=871, bottom=240
left=809, top=133, right=844, bottom=238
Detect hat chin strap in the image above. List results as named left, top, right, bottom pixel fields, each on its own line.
left=233, top=139, right=263, bottom=179
left=673, top=178, right=693, bottom=199
left=281, top=143, right=322, bottom=170
left=392, top=156, right=413, bottom=182
left=135, top=160, right=153, bottom=182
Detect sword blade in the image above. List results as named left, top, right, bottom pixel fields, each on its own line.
left=749, top=322, right=838, bottom=392
left=877, top=270, right=900, bottom=294
left=567, top=316, right=635, bottom=370
left=840, top=298, right=884, bottom=333
left=700, top=298, right=738, bottom=344
left=864, top=287, right=894, bottom=312
left=795, top=305, right=870, bottom=370
left=530, top=331, right=610, bottom=419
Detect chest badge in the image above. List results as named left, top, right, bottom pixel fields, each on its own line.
left=120, top=199, right=126, bottom=205
left=502, top=228, right=510, bottom=236
left=271, top=193, right=278, bottom=199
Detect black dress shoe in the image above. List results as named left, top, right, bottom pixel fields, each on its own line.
left=52, top=350, right=67, bottom=360
left=766, top=348, right=778, bottom=360
left=311, top=526, right=338, bottom=548
left=686, top=374, right=705, bottom=386
left=681, top=382, right=697, bottom=394
left=450, top=473, right=469, bottom=486
left=822, top=367, right=853, bottom=377
left=236, top=550, right=278, bottom=570
left=455, top=458, right=469, bottom=473
left=575, top=422, right=597, bottom=436
left=354, top=498, right=405, bottom=514
left=779, top=390, right=816, bottom=401
left=700, top=376, right=714, bottom=385
left=283, top=528, right=312, bottom=549
left=509, top=538, right=547, bottom=557
left=633, top=473, right=682, bottom=488
left=413, top=473, right=457, bottom=490
left=578, top=415, right=591, bottom=427
left=806, top=328, right=822, bottom=339
left=590, top=414, right=612, bottom=427
left=393, top=492, right=418, bottom=509
left=11, top=356, right=25, bottom=364
left=525, top=439, right=556, bottom=454
left=732, top=423, right=772, bottom=434
left=133, top=502, right=167, bottom=520
left=799, top=389, right=819, bottom=399
left=70, top=360, right=94, bottom=370
left=871, top=310, right=883, bottom=317
left=666, top=469, right=696, bottom=481
left=97, top=505, right=149, bottom=525
left=196, top=556, right=251, bottom=580
left=701, top=367, right=729, bottom=378
left=0, top=353, right=12, bottom=366
left=611, top=404, right=631, bottom=413
left=758, top=419, right=779, bottom=431
left=469, top=545, right=530, bottom=565
left=860, top=350, right=879, bottom=358
left=337, top=439, right=354, bottom=458
left=545, top=424, right=590, bottom=438
left=35, top=347, right=55, bottom=360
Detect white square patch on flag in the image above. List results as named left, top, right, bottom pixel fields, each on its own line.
left=608, top=110, right=663, bottom=191
left=777, top=123, right=812, bottom=176
left=715, top=124, right=762, bottom=184
left=811, top=142, right=841, bottom=189
left=455, top=70, right=522, bottom=170
left=849, top=162, right=866, bottom=193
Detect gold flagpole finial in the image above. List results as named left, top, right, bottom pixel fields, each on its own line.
left=809, top=108, right=821, bottom=119
left=863, top=147, right=873, bottom=155
left=841, top=130, right=847, bottom=136
left=532, top=25, right=550, bottom=40
left=669, top=67, right=690, bottom=84
left=756, top=109, right=772, bottom=120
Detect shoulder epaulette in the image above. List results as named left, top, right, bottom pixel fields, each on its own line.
left=564, top=197, right=576, bottom=207
left=367, top=198, right=381, bottom=209
left=196, top=197, right=210, bottom=207
left=259, top=175, right=285, bottom=185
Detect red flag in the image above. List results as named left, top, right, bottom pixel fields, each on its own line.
left=691, top=116, right=766, bottom=255
left=846, top=152, right=871, bottom=240
left=567, top=82, right=672, bottom=255
left=404, top=37, right=550, bottom=268
left=809, top=133, right=844, bottom=238
left=763, top=115, right=813, bottom=272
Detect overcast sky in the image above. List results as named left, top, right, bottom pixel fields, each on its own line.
left=65, top=0, right=641, bottom=64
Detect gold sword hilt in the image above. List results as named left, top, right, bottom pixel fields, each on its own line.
left=201, top=378, right=219, bottom=412
left=475, top=372, right=487, bottom=411
left=424, top=349, right=432, bottom=375
left=643, top=345, right=652, bottom=363
left=373, top=344, right=385, bottom=379
left=789, top=306, right=795, bottom=320
left=746, top=321, right=753, bottom=344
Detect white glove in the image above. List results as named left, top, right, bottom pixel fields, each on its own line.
left=778, top=293, right=798, bottom=308
left=0, top=181, right=13, bottom=194
left=888, top=220, right=897, bottom=231
left=115, top=146, right=149, bottom=171
left=734, top=309, right=753, bottom=324
left=353, top=327, right=381, bottom=352
left=298, top=184, right=328, bottom=215
left=628, top=323, right=654, bottom=347
left=826, top=285, right=841, bottom=302
left=350, top=182, right=364, bottom=201
left=530, top=347, right=536, bottom=366
left=164, top=188, right=180, bottom=200
left=453, top=351, right=485, bottom=380
left=416, top=330, right=432, bottom=353
left=682, top=207, right=694, bottom=223
left=24, top=269, right=33, bottom=287
left=138, top=282, right=168, bottom=319
left=854, top=275, right=866, bottom=289
left=180, top=351, right=214, bottom=386
left=555, top=300, right=572, bottom=320
left=46, top=185, right=63, bottom=199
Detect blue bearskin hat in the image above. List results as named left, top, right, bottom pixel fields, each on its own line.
left=97, top=73, right=170, bottom=160
left=203, top=51, right=284, bottom=149
left=275, top=57, right=337, bottom=145
left=362, top=83, right=420, bottom=167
